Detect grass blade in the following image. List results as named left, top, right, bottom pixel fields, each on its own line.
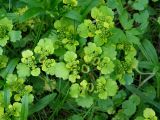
left=139, top=39, right=158, bottom=65
left=28, top=93, right=57, bottom=116
left=4, top=88, right=10, bottom=108
left=0, top=58, right=19, bottom=79
left=19, top=7, right=45, bottom=23
left=138, top=61, right=154, bottom=70
left=21, top=94, right=29, bottom=120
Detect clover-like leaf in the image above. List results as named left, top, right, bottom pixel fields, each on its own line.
left=76, top=95, right=93, bottom=108
left=9, top=30, right=22, bottom=42
left=143, top=108, right=156, bottom=119
left=54, top=62, right=69, bottom=80
left=105, top=79, right=118, bottom=97
left=22, top=50, right=33, bottom=58
left=0, top=55, right=8, bottom=68
left=129, top=94, right=140, bottom=106
left=69, top=83, right=80, bottom=98
left=31, top=68, right=40, bottom=76
left=77, top=20, right=92, bottom=38
left=16, top=63, right=30, bottom=78
left=132, top=0, right=148, bottom=11
left=64, top=51, right=77, bottom=62
left=102, top=44, right=117, bottom=60
left=122, top=100, right=136, bottom=117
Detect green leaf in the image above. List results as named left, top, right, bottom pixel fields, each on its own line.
left=7, top=13, right=20, bottom=23
left=19, top=0, right=43, bottom=8
left=125, top=85, right=160, bottom=113
left=143, top=108, right=156, bottom=118
left=124, top=74, right=133, bottom=85
left=102, top=45, right=117, bottom=60
left=142, top=84, right=156, bottom=100
left=99, top=5, right=114, bottom=17
left=135, top=116, right=145, bottom=120
left=19, top=7, right=45, bottom=23
left=122, top=100, right=136, bottom=116
left=30, top=76, right=45, bottom=93
left=9, top=30, right=22, bottom=42
left=119, top=10, right=133, bottom=30
left=112, top=90, right=127, bottom=106
left=21, top=94, right=29, bottom=120
left=129, top=94, right=140, bottom=106
left=139, top=39, right=158, bottom=65
left=56, top=79, right=70, bottom=95
left=34, top=38, right=54, bottom=55
left=80, top=0, right=100, bottom=17
left=28, top=93, right=56, bottom=115
left=65, top=10, right=83, bottom=22
left=0, top=17, right=13, bottom=46
left=22, top=50, right=33, bottom=58
left=108, top=28, right=126, bottom=43
left=152, top=0, right=158, bottom=2
left=78, top=38, right=87, bottom=48
left=97, top=98, right=113, bottom=112
left=133, top=10, right=149, bottom=32
left=142, top=40, right=158, bottom=64
left=97, top=57, right=114, bottom=74
left=69, top=115, right=83, bottom=120
left=4, top=88, right=10, bottom=108
left=13, top=34, right=33, bottom=48
left=0, top=8, right=7, bottom=19
left=138, top=61, right=154, bottom=70
left=158, top=17, right=160, bottom=24
left=76, top=95, right=93, bottom=108
left=54, top=62, right=69, bottom=80
left=114, top=0, right=125, bottom=14
left=0, top=55, right=8, bottom=68
left=69, top=83, right=80, bottom=98
left=16, top=63, right=31, bottom=78
left=113, top=0, right=148, bottom=31
left=0, top=17, right=13, bottom=31
left=126, top=28, right=141, bottom=36
left=132, top=0, right=148, bottom=11
left=54, top=48, right=66, bottom=57
left=105, top=79, right=118, bottom=96
left=31, top=68, right=40, bottom=76
left=91, top=5, right=114, bottom=19
left=77, top=22, right=90, bottom=38
left=107, top=0, right=117, bottom=9
left=0, top=58, right=19, bottom=79
left=64, top=51, right=77, bottom=62
left=0, top=47, right=3, bottom=55
left=126, top=29, right=140, bottom=45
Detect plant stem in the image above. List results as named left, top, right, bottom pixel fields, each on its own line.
left=138, top=73, right=155, bottom=88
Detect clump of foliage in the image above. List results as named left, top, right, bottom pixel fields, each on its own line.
left=0, top=0, right=160, bottom=119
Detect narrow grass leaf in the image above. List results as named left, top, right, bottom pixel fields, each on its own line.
left=28, top=93, right=56, bottom=115
left=139, top=39, right=158, bottom=65
left=21, top=94, right=29, bottom=120
left=4, top=88, right=10, bottom=108
left=138, top=61, right=154, bottom=70
left=138, top=43, right=151, bottom=62
left=0, top=58, right=19, bottom=79
left=19, top=7, right=44, bottom=23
